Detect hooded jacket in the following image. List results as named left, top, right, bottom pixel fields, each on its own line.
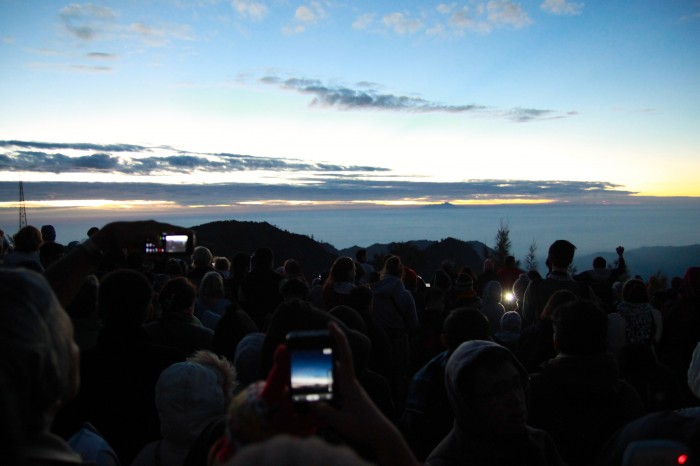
left=371, top=275, right=418, bottom=331
left=426, top=341, right=564, bottom=466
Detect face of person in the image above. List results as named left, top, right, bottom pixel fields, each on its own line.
left=468, top=361, right=528, bottom=435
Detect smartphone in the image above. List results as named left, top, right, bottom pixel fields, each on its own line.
left=286, top=330, right=336, bottom=404
left=145, top=233, right=193, bottom=254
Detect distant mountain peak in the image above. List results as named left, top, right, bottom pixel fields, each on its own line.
left=423, top=202, right=455, bottom=208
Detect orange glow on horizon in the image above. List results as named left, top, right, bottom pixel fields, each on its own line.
left=0, top=199, right=179, bottom=210
left=238, top=198, right=558, bottom=207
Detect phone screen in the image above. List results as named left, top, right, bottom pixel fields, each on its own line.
left=289, top=337, right=335, bottom=403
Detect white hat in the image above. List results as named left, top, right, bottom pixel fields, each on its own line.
left=156, top=361, right=227, bottom=443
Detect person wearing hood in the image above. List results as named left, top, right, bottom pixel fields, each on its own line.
left=425, top=340, right=564, bottom=466
left=528, top=300, right=644, bottom=466
left=480, top=280, right=506, bottom=336
left=371, top=255, right=418, bottom=410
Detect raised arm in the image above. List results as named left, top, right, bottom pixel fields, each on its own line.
left=45, top=220, right=193, bottom=307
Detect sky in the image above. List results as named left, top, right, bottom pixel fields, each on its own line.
left=1, top=0, right=700, bottom=216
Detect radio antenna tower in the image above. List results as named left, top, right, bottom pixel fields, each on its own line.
left=19, top=180, right=27, bottom=229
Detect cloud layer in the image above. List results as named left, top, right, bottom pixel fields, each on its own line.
left=0, top=140, right=385, bottom=175
left=0, top=140, right=635, bottom=206
left=0, top=178, right=634, bottom=207
left=260, top=76, right=573, bottom=122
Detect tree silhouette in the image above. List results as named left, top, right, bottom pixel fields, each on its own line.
left=525, top=239, right=538, bottom=272
left=493, top=220, right=512, bottom=267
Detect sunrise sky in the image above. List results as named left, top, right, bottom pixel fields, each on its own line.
left=1, top=0, right=699, bottom=213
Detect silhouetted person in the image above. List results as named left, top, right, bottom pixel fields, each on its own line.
left=3, top=224, right=44, bottom=271
left=574, top=246, right=626, bottom=312
left=0, top=268, right=83, bottom=465
left=239, top=247, right=284, bottom=331
left=448, top=272, right=482, bottom=310
left=497, top=255, right=524, bottom=297
left=322, top=256, right=356, bottom=310
left=65, top=274, right=101, bottom=352
left=607, top=277, right=662, bottom=357
left=195, top=271, right=232, bottom=330
left=528, top=300, right=644, bottom=466
left=40, top=224, right=65, bottom=268
left=401, top=307, right=491, bottom=461
left=598, top=341, right=700, bottom=466
left=480, top=280, right=505, bottom=335
left=494, top=311, right=522, bottom=352
left=186, top=246, right=215, bottom=288
left=60, top=269, right=185, bottom=464
left=516, top=289, right=578, bottom=373
left=426, top=340, right=565, bottom=466
left=214, top=256, right=231, bottom=279
left=658, top=266, right=700, bottom=405
left=355, top=248, right=375, bottom=285
left=371, top=255, right=418, bottom=410
left=225, top=251, right=251, bottom=303
left=522, top=239, right=590, bottom=327
left=475, top=258, right=498, bottom=297
left=348, top=285, right=393, bottom=383
left=145, top=276, right=214, bottom=356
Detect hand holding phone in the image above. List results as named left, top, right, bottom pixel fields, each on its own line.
left=286, top=330, right=336, bottom=404
left=307, top=322, right=421, bottom=466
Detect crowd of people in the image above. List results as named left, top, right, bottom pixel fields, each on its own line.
left=1, top=220, right=699, bottom=466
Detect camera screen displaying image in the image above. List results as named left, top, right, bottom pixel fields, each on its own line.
left=164, top=234, right=188, bottom=253
left=145, top=233, right=191, bottom=254
left=289, top=343, right=334, bottom=403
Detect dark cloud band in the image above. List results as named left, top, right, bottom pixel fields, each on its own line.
left=0, top=141, right=388, bottom=175
left=0, top=178, right=635, bottom=207
left=260, top=75, right=575, bottom=122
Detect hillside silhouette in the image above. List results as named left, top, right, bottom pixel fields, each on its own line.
left=193, top=220, right=699, bottom=282
left=192, top=220, right=491, bottom=281
left=192, top=220, right=337, bottom=280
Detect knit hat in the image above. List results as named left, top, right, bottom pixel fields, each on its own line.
left=689, top=341, right=700, bottom=399
left=212, top=344, right=317, bottom=464
left=500, top=311, right=522, bottom=333
left=453, top=273, right=474, bottom=291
